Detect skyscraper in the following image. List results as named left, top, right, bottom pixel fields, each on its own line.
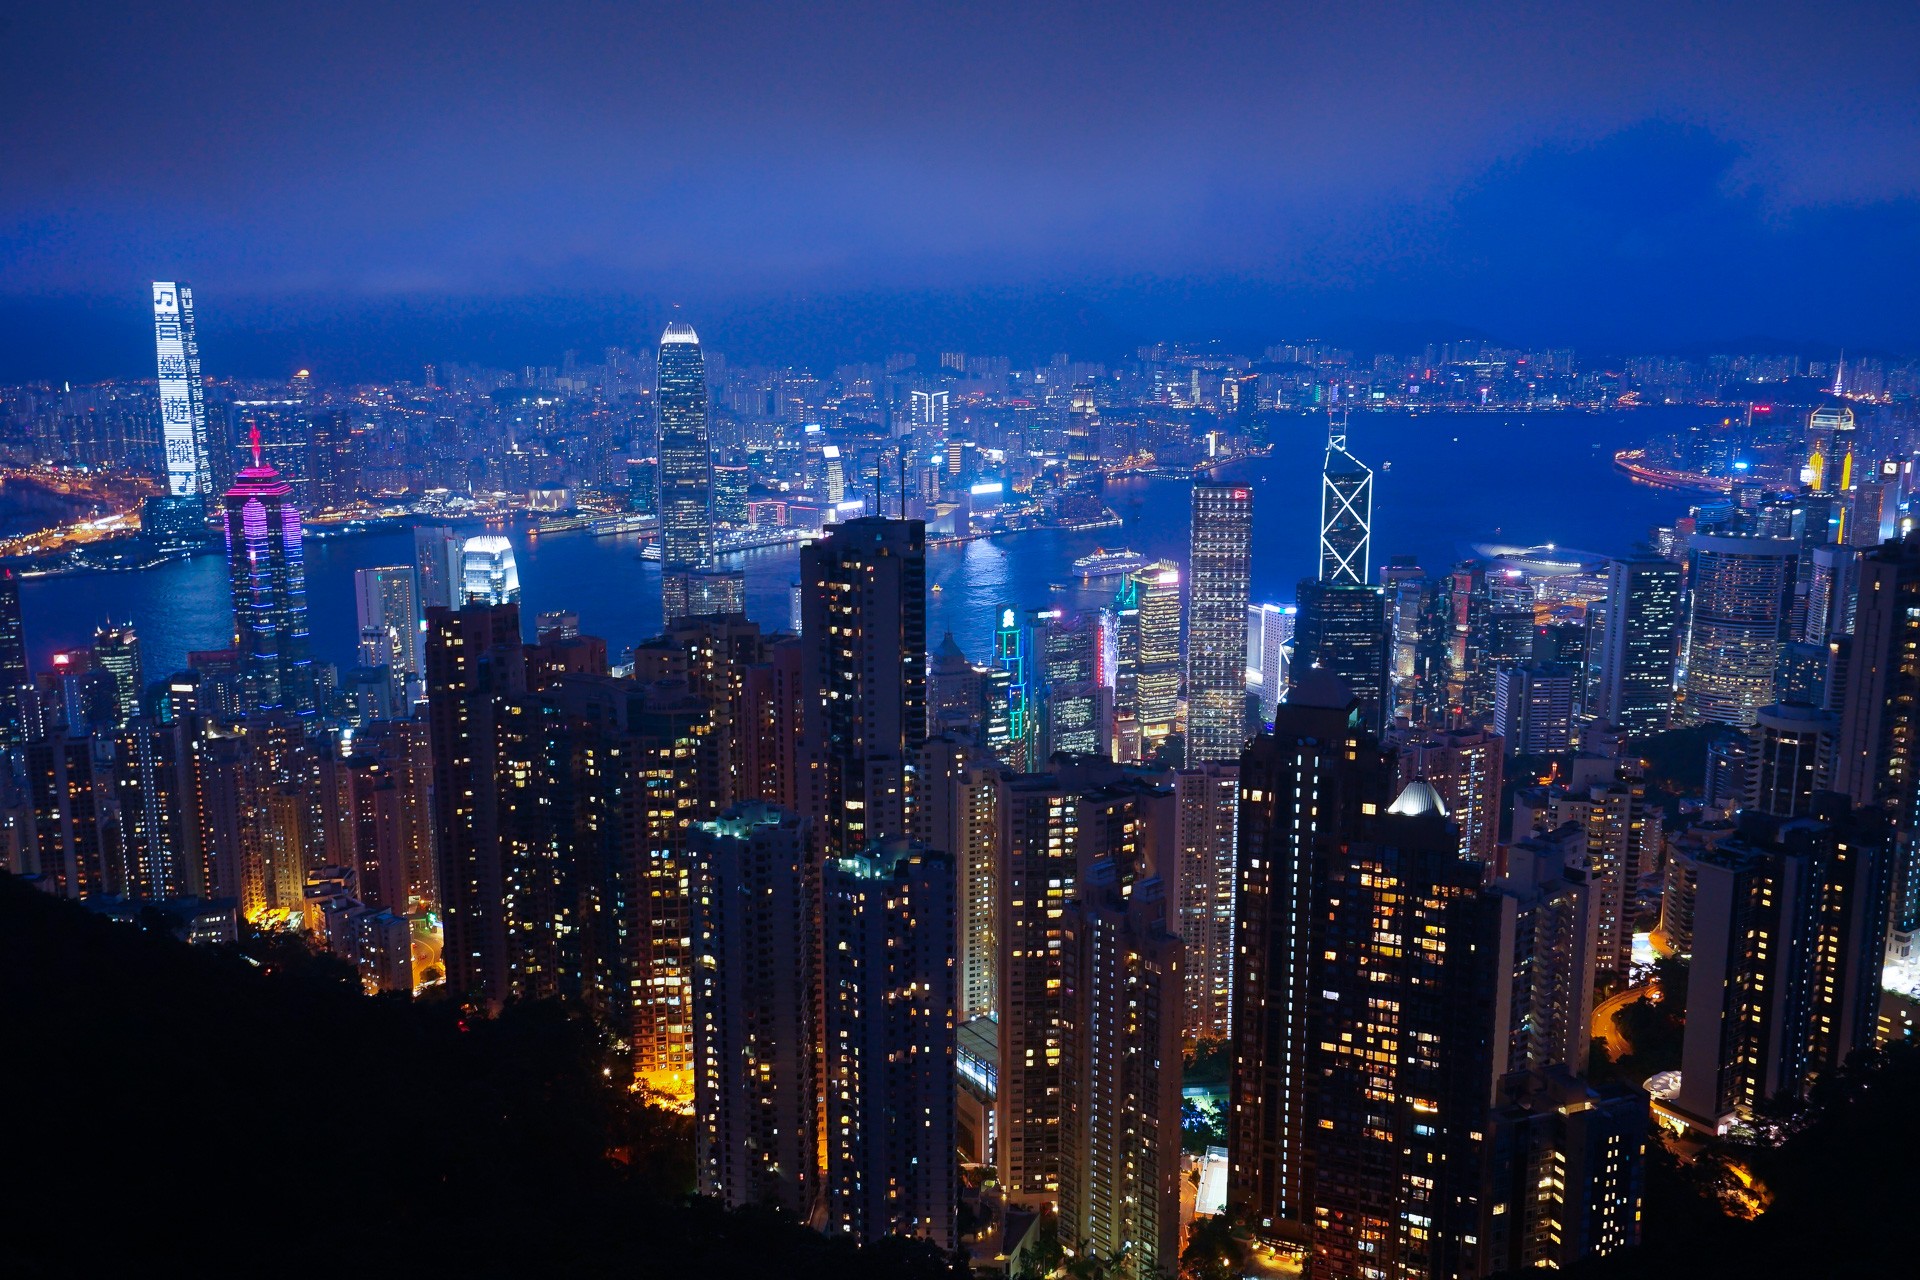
left=799, top=518, right=927, bottom=860
left=1674, top=804, right=1892, bottom=1130
left=355, top=566, right=424, bottom=712
left=460, top=535, right=521, bottom=606
left=1245, top=602, right=1294, bottom=726
left=0, top=567, right=29, bottom=747
left=151, top=281, right=213, bottom=516
left=1188, top=485, right=1254, bottom=763
left=413, top=525, right=461, bottom=611
left=820, top=840, right=957, bottom=1249
left=658, top=321, right=713, bottom=623
left=689, top=803, right=819, bottom=1219
left=1229, top=676, right=1397, bottom=1243
left=1681, top=533, right=1798, bottom=727
left=1059, top=865, right=1183, bottom=1277
left=1319, top=413, right=1373, bottom=586
left=1594, top=557, right=1682, bottom=735
left=1291, top=579, right=1389, bottom=737
left=223, top=429, right=315, bottom=718
left=91, top=624, right=142, bottom=728
left=1133, top=561, right=1183, bottom=753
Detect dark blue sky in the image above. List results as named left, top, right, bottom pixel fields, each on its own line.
left=4, top=1, right=1917, bottom=380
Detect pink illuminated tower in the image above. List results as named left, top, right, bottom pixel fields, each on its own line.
left=223, top=425, right=314, bottom=717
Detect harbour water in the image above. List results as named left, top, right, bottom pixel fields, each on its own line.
left=18, top=407, right=1706, bottom=677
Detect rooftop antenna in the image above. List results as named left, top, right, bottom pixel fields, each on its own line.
left=1833, top=350, right=1847, bottom=398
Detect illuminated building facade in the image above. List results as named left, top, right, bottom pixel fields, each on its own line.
left=223, top=434, right=315, bottom=718
left=0, top=567, right=29, bottom=747
left=1594, top=557, right=1682, bottom=734
left=1059, top=865, right=1183, bottom=1276
left=1245, top=602, right=1294, bottom=727
left=820, top=841, right=956, bottom=1249
left=689, top=803, right=820, bottom=1219
left=1397, top=727, right=1504, bottom=864
left=1680, top=533, right=1798, bottom=727
left=355, top=565, right=423, bottom=712
left=460, top=535, right=521, bottom=606
left=800, top=518, right=927, bottom=860
left=1187, top=484, right=1253, bottom=763
left=1291, top=579, right=1389, bottom=737
left=150, top=280, right=213, bottom=513
left=1133, top=561, right=1182, bottom=751
left=1319, top=413, right=1372, bottom=586
left=1674, top=804, right=1892, bottom=1129
left=92, top=624, right=142, bottom=729
left=658, top=321, right=713, bottom=622
left=1174, top=759, right=1239, bottom=1039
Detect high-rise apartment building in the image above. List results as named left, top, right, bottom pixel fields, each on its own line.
left=223, top=432, right=315, bottom=718
left=913, top=736, right=1004, bottom=1022
left=1188, top=485, right=1254, bottom=763
left=1747, top=702, right=1836, bottom=818
left=1674, top=804, right=1892, bottom=1130
left=820, top=840, right=957, bottom=1249
left=1175, top=760, right=1239, bottom=1039
left=1681, top=533, right=1798, bottom=727
left=1059, top=865, right=1183, bottom=1277
left=689, top=803, right=819, bottom=1219
left=1397, top=726, right=1504, bottom=863
left=658, top=321, right=713, bottom=623
left=799, top=518, right=926, bottom=859
left=1594, top=558, right=1682, bottom=735
left=1493, top=661, right=1578, bottom=755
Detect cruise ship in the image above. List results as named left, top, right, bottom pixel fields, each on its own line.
left=1072, top=548, right=1147, bottom=579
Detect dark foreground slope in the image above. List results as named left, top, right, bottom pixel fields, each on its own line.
left=0, top=875, right=959, bottom=1280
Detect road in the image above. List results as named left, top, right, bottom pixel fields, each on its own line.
left=1592, top=984, right=1651, bottom=1060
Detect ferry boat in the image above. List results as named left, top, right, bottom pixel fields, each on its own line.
left=1072, top=548, right=1147, bottom=580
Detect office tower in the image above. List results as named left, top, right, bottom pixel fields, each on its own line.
left=1443, top=560, right=1494, bottom=721
left=1681, top=533, right=1798, bottom=727
left=1747, top=702, right=1836, bottom=818
left=1397, top=727, right=1504, bottom=863
left=1107, top=581, right=1142, bottom=762
left=1133, top=561, right=1183, bottom=752
left=1674, top=804, right=1892, bottom=1129
left=535, top=610, right=579, bottom=642
left=927, top=631, right=985, bottom=739
left=683, top=566, right=746, bottom=616
left=1291, top=579, right=1389, bottom=736
left=460, top=535, right=521, bottom=606
left=658, top=322, right=713, bottom=622
left=913, top=736, right=1003, bottom=1022
left=0, top=567, right=29, bottom=747
left=1381, top=556, right=1427, bottom=723
left=1245, top=603, right=1293, bottom=726
left=151, top=281, right=213, bottom=513
left=1319, top=413, right=1372, bottom=585
left=425, top=603, right=526, bottom=1006
left=710, top=461, right=748, bottom=525
left=1059, top=866, right=1183, bottom=1277
left=355, top=566, right=423, bottom=712
left=223, top=431, right=315, bottom=718
left=1065, top=386, right=1100, bottom=475
left=1483, top=1071, right=1647, bottom=1272
left=820, top=841, right=957, bottom=1249
left=1188, top=485, right=1254, bottom=763
left=799, top=518, right=926, bottom=860
left=1830, top=534, right=1920, bottom=953
left=1493, top=661, right=1577, bottom=755
left=89, top=624, right=142, bottom=729
left=413, top=525, right=461, bottom=611
left=910, top=387, right=951, bottom=436
left=1228, top=675, right=1399, bottom=1241
left=689, top=803, right=819, bottom=1218
left=1174, top=760, right=1239, bottom=1039
left=1594, top=557, right=1682, bottom=734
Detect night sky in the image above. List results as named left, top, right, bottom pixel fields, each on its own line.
left=4, top=1, right=1918, bottom=380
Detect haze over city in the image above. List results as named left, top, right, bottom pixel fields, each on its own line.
left=5, top=5, right=1920, bottom=1280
